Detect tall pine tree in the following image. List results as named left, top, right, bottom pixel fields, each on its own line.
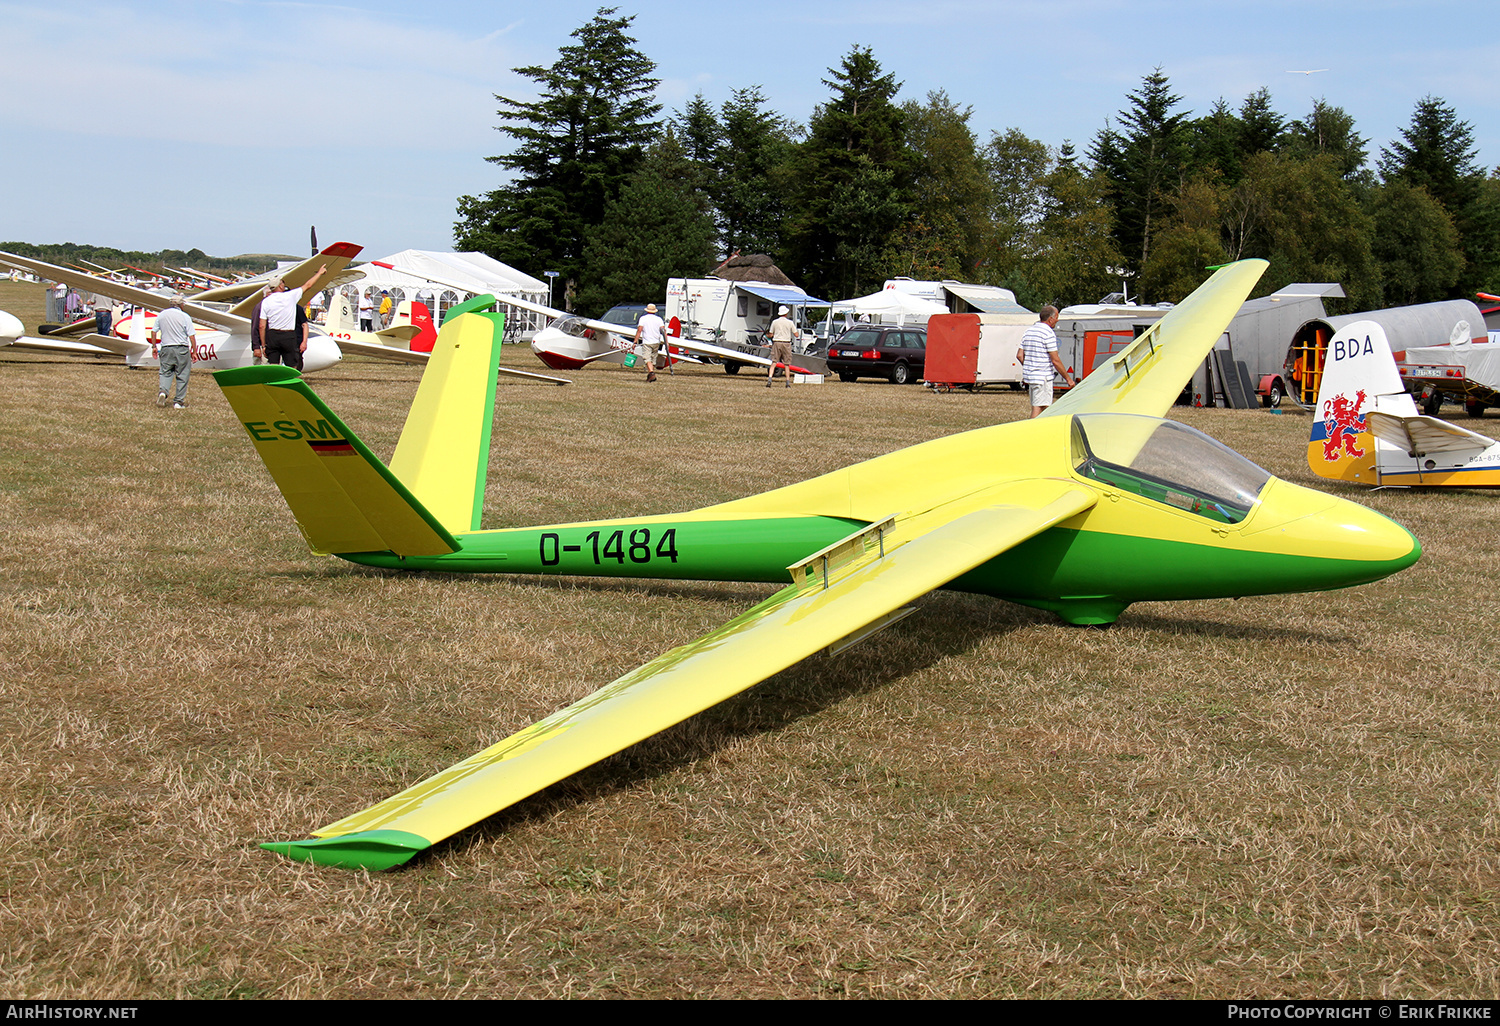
left=888, top=91, right=991, bottom=281
left=780, top=45, right=912, bottom=299
left=453, top=8, right=660, bottom=301
left=577, top=133, right=717, bottom=314
left=1091, top=68, right=1192, bottom=273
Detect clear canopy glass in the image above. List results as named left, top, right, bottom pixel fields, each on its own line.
left=1071, top=414, right=1271, bottom=524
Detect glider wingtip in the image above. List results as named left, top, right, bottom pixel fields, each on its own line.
left=213, top=364, right=304, bottom=386
left=260, top=830, right=431, bottom=872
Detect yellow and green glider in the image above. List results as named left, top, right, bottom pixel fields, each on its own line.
left=216, top=261, right=1421, bottom=871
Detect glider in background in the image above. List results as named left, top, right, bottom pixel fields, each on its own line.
left=1309, top=320, right=1500, bottom=487
left=215, top=260, right=1421, bottom=871
left=0, top=246, right=539, bottom=374
left=0, top=247, right=349, bottom=371
left=358, top=259, right=818, bottom=375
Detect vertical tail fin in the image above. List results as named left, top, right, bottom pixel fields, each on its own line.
left=392, top=300, right=438, bottom=353
left=214, top=366, right=459, bottom=556
left=327, top=291, right=356, bottom=335
left=387, top=305, right=505, bottom=533
left=1307, top=320, right=1403, bottom=483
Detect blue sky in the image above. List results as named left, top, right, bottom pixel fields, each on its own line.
left=2, top=0, right=1496, bottom=260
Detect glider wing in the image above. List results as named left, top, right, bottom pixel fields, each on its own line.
left=194, top=242, right=365, bottom=308
left=331, top=336, right=431, bottom=365
left=0, top=250, right=249, bottom=333
left=1366, top=411, right=1498, bottom=455
left=1047, top=259, right=1267, bottom=420
left=261, top=477, right=1099, bottom=870
left=1, top=333, right=148, bottom=359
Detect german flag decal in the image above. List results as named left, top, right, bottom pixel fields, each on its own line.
left=309, top=439, right=356, bottom=456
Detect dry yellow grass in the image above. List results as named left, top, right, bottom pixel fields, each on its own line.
left=0, top=344, right=1496, bottom=999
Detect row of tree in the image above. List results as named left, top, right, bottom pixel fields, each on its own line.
left=454, top=7, right=1500, bottom=315
left=0, top=242, right=279, bottom=277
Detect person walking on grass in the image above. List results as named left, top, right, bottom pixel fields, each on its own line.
left=153, top=293, right=195, bottom=410
left=766, top=305, right=799, bottom=388
left=1016, top=305, right=1073, bottom=417
left=633, top=303, right=667, bottom=382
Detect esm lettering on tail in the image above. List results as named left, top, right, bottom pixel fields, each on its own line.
left=241, top=419, right=341, bottom=442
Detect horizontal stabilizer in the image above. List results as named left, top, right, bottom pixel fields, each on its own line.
left=377, top=324, right=421, bottom=344
left=1366, top=411, right=1498, bottom=455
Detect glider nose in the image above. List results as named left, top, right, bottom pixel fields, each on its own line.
left=0, top=309, right=22, bottom=343
left=531, top=329, right=588, bottom=370
left=303, top=335, right=342, bottom=373
left=1244, top=478, right=1420, bottom=590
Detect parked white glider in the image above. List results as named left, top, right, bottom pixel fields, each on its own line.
left=1308, top=319, right=1500, bottom=488
left=358, top=259, right=816, bottom=375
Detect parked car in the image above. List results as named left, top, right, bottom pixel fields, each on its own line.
left=825, top=325, right=926, bottom=383
left=597, top=303, right=652, bottom=329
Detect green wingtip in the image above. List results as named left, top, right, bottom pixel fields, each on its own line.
left=260, top=830, right=432, bottom=871
left=214, top=364, right=303, bottom=386
left=440, top=293, right=498, bottom=325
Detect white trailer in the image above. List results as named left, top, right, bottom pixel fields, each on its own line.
left=881, top=277, right=1029, bottom=315
left=665, top=276, right=829, bottom=373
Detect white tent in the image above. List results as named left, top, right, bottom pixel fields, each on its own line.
left=837, top=289, right=950, bottom=319
left=821, top=289, right=950, bottom=338
left=349, top=250, right=551, bottom=336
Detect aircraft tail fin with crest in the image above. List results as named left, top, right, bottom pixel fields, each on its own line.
left=1307, top=320, right=1406, bottom=483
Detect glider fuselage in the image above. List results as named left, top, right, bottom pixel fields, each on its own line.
left=342, top=414, right=1419, bottom=625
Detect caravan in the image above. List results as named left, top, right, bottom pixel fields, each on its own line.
left=665, top=277, right=829, bottom=372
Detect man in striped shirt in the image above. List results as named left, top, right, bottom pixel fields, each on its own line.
left=1016, top=306, right=1073, bottom=418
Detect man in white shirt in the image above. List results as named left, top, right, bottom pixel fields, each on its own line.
left=92, top=293, right=114, bottom=337
left=358, top=290, right=374, bottom=332
left=1016, top=306, right=1073, bottom=417
left=152, top=293, right=197, bottom=409
left=766, top=305, right=800, bottom=388
left=633, top=303, right=667, bottom=382
left=259, top=263, right=329, bottom=370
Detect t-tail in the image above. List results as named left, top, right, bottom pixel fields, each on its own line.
left=326, top=291, right=357, bottom=336
left=392, top=300, right=437, bottom=352
left=214, top=306, right=507, bottom=554
left=1306, top=321, right=1404, bottom=484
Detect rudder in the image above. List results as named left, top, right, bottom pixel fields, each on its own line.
left=1307, top=320, right=1400, bottom=483
left=388, top=304, right=505, bottom=533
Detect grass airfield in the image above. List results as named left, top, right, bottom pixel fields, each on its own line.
left=1, top=282, right=1498, bottom=998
